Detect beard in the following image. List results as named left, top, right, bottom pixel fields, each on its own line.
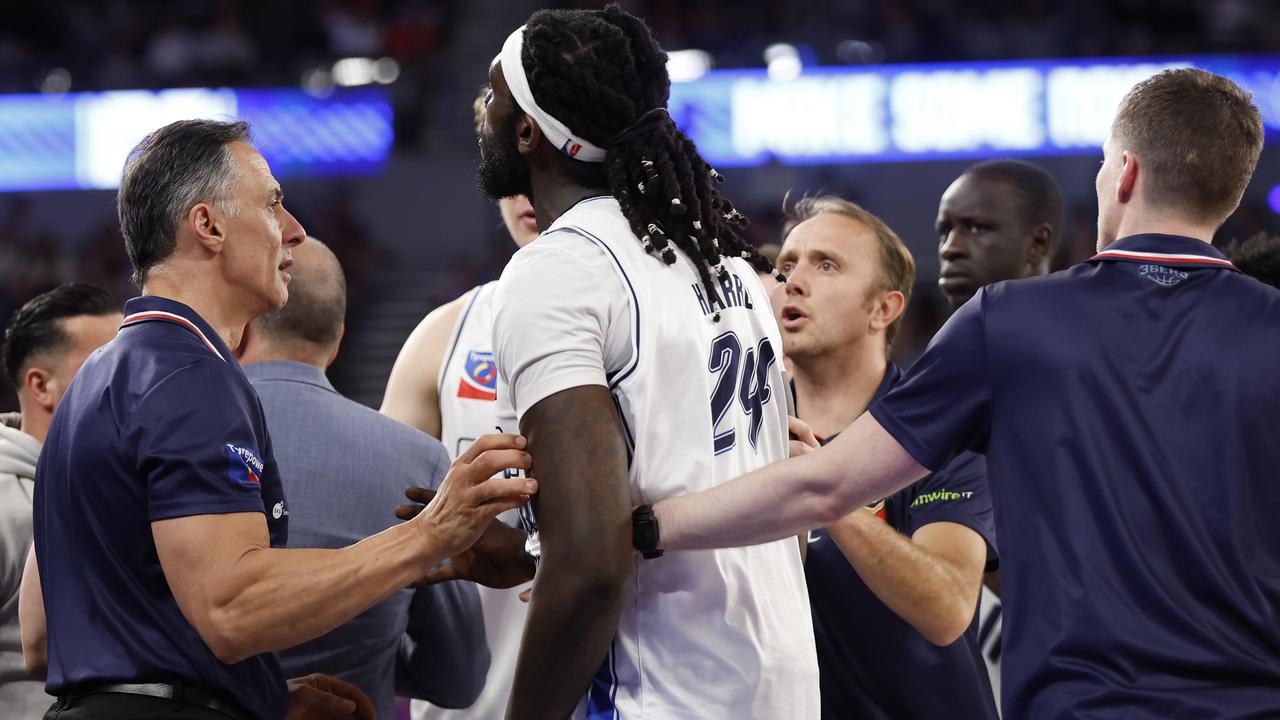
left=476, top=111, right=533, bottom=201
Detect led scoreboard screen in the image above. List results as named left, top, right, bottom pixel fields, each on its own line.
left=668, top=55, right=1280, bottom=166
left=0, top=87, right=392, bottom=192
left=0, top=56, right=1276, bottom=191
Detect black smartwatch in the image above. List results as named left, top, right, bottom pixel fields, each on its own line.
left=632, top=504, right=663, bottom=559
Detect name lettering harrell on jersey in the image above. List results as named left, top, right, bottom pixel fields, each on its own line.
left=910, top=489, right=974, bottom=508
left=691, top=272, right=755, bottom=316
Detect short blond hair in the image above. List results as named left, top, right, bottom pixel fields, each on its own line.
left=782, top=195, right=916, bottom=347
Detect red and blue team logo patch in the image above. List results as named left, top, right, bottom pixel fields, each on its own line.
left=458, top=350, right=498, bottom=401
left=225, top=443, right=264, bottom=487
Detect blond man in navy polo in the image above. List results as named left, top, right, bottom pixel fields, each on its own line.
left=644, top=69, right=1280, bottom=719
left=31, top=120, right=537, bottom=720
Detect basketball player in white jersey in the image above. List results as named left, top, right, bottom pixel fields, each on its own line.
left=473, top=7, right=818, bottom=718
left=381, top=93, right=540, bottom=718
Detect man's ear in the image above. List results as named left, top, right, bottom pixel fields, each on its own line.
left=516, top=114, right=542, bottom=159
left=23, top=366, right=57, bottom=414
left=1117, top=150, right=1139, bottom=205
left=1026, top=223, right=1053, bottom=272
left=870, top=290, right=907, bottom=334
left=189, top=202, right=225, bottom=255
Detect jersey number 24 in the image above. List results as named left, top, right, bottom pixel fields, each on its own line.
left=708, top=331, right=777, bottom=455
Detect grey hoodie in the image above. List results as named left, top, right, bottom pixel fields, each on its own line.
left=0, top=412, right=48, bottom=716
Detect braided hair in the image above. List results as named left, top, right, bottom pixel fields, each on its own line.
left=521, top=5, right=778, bottom=319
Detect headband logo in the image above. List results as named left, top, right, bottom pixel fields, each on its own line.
left=562, top=140, right=583, bottom=158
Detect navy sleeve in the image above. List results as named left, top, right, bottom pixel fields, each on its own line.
left=904, top=452, right=998, bottom=570
left=133, top=361, right=271, bottom=521
left=870, top=288, right=992, bottom=471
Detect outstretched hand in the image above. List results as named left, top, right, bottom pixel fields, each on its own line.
left=285, top=673, right=376, bottom=720
left=410, top=433, right=538, bottom=563
left=398, top=486, right=536, bottom=589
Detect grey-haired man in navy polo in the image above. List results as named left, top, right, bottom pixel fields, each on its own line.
left=31, top=120, right=537, bottom=720
left=645, top=68, right=1280, bottom=719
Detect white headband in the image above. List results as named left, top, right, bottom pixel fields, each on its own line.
left=499, top=26, right=608, bottom=163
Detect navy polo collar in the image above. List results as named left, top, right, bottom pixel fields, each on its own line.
left=120, top=296, right=233, bottom=363
left=1090, top=234, right=1237, bottom=271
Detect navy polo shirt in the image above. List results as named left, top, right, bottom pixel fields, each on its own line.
left=870, top=235, right=1280, bottom=719
left=34, top=296, right=290, bottom=719
left=806, top=363, right=999, bottom=720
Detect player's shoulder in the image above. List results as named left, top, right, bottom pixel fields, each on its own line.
left=533, top=196, right=632, bottom=253
left=499, top=227, right=618, bottom=294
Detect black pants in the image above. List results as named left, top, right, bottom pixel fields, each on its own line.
left=43, top=692, right=244, bottom=719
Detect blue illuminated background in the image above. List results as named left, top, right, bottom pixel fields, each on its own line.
left=668, top=55, right=1280, bottom=167
left=0, top=55, right=1277, bottom=191
left=0, top=87, right=392, bottom=192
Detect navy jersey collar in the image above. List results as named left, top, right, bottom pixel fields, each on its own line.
left=1090, top=234, right=1237, bottom=271
left=121, top=296, right=234, bottom=363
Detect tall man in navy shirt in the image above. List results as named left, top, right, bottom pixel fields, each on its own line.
left=646, top=68, right=1280, bottom=718
left=33, top=120, right=537, bottom=720
left=776, top=196, right=998, bottom=719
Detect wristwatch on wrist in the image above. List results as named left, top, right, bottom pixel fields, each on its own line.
left=632, top=504, right=663, bottom=559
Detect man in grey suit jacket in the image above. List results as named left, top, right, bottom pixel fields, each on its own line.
left=236, top=237, right=488, bottom=719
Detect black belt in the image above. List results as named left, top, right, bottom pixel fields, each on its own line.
left=61, top=682, right=253, bottom=720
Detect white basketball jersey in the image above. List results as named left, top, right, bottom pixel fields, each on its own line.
left=414, top=281, right=531, bottom=720
left=499, top=198, right=819, bottom=719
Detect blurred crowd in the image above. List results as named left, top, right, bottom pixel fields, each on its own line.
left=566, top=0, right=1280, bottom=66
left=4, top=0, right=1278, bottom=98
left=0, top=0, right=455, bottom=92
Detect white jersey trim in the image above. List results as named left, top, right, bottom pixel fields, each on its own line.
left=436, top=287, right=485, bottom=398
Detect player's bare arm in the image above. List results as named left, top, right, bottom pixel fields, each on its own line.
left=825, top=515, right=988, bottom=645
left=508, top=386, right=632, bottom=720
left=381, top=289, right=475, bottom=438
left=656, top=413, right=928, bottom=551
left=18, top=546, right=46, bottom=678
left=152, top=434, right=535, bottom=664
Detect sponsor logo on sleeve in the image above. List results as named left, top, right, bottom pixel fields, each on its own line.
left=225, top=443, right=264, bottom=488
left=457, top=350, right=498, bottom=401
left=909, top=489, right=974, bottom=508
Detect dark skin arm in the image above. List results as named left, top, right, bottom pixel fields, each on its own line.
left=508, top=385, right=633, bottom=720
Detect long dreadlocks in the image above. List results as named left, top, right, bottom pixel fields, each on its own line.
left=521, top=5, right=778, bottom=319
